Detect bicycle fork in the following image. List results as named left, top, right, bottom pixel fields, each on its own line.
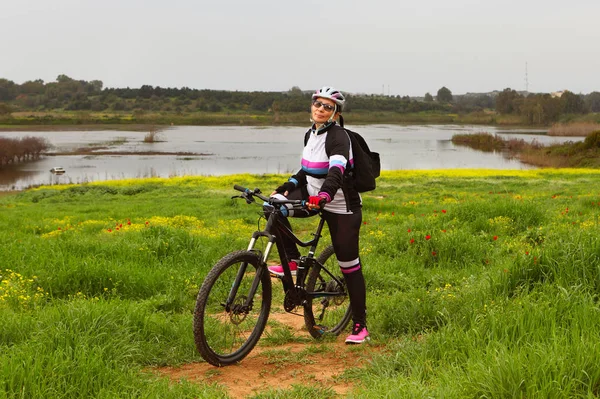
left=223, top=230, right=276, bottom=314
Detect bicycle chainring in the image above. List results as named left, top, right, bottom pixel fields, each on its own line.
left=283, top=290, right=304, bottom=312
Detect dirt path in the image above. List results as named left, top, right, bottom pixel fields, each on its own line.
left=156, top=311, right=383, bottom=398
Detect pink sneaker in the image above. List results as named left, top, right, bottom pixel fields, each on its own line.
left=268, top=261, right=298, bottom=276
left=345, top=323, right=369, bottom=344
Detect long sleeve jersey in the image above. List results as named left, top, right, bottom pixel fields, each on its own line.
left=288, top=122, right=362, bottom=214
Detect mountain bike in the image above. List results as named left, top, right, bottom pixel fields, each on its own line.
left=193, top=185, right=352, bottom=366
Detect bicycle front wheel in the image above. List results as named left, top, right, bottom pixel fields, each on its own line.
left=304, top=245, right=352, bottom=339
left=193, top=250, right=272, bottom=366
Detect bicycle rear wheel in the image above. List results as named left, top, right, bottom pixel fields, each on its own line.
left=193, top=250, right=272, bottom=366
left=304, top=245, right=352, bottom=339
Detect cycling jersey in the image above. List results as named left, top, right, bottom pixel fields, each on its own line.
left=289, top=122, right=362, bottom=214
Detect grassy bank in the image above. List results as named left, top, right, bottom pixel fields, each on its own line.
left=2, top=171, right=600, bottom=397
left=548, top=122, right=600, bottom=136
left=452, top=130, right=600, bottom=168
left=0, top=110, right=455, bottom=129
left=3, top=110, right=598, bottom=130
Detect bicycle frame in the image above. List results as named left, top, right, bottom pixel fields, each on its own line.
left=229, top=186, right=346, bottom=313
left=249, top=209, right=325, bottom=290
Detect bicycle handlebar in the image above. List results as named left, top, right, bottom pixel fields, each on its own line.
left=233, top=185, right=306, bottom=208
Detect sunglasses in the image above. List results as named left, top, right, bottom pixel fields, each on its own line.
left=312, top=100, right=336, bottom=112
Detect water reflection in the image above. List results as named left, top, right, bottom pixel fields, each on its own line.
left=0, top=124, right=581, bottom=191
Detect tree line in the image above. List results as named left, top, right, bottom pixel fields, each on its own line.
left=0, top=75, right=599, bottom=125
left=0, top=76, right=449, bottom=114
left=495, top=88, right=600, bottom=124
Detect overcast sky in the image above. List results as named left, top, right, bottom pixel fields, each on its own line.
left=1, top=0, right=599, bottom=96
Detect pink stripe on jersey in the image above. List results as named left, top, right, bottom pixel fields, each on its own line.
left=301, top=159, right=329, bottom=169
left=318, top=192, right=331, bottom=202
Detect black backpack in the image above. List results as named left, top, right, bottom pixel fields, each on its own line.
left=303, top=126, right=381, bottom=193
left=344, top=128, right=380, bottom=192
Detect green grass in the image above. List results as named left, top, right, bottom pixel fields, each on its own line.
left=2, top=170, right=600, bottom=397
left=250, top=384, right=338, bottom=399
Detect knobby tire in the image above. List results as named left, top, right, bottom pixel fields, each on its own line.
left=303, top=245, right=352, bottom=339
left=193, top=250, right=272, bottom=366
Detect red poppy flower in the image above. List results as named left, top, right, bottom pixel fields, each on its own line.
left=432, top=251, right=436, bottom=256
left=442, top=210, right=447, bottom=213
left=441, top=229, right=446, bottom=233
left=410, top=238, right=415, bottom=244
left=425, top=235, right=431, bottom=240
left=493, top=236, right=498, bottom=241
left=407, top=229, right=412, bottom=233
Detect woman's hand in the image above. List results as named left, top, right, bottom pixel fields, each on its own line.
left=272, top=181, right=295, bottom=197
left=307, top=195, right=327, bottom=210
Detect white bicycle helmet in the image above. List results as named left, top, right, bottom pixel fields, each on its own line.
left=312, top=86, right=345, bottom=111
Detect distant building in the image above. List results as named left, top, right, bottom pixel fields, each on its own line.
left=551, top=91, right=565, bottom=98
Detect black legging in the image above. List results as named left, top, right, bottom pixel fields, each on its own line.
left=272, top=187, right=367, bottom=326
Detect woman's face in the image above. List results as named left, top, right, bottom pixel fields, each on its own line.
left=311, top=97, right=337, bottom=124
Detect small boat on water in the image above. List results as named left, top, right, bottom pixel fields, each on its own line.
left=50, top=167, right=66, bottom=175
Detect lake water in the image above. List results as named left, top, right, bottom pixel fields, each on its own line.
left=0, top=124, right=581, bottom=191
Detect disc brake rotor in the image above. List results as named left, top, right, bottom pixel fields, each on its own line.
left=229, top=297, right=249, bottom=325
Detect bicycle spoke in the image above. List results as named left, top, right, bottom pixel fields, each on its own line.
left=194, top=251, right=271, bottom=366
left=304, top=245, right=352, bottom=338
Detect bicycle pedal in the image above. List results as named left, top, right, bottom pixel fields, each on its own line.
left=312, top=325, right=327, bottom=335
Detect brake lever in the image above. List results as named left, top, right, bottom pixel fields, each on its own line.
left=231, top=193, right=255, bottom=204
left=242, top=192, right=254, bottom=204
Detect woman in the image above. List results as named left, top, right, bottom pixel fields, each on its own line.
left=268, top=86, right=369, bottom=344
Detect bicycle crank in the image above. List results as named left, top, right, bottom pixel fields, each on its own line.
left=283, top=289, right=305, bottom=312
